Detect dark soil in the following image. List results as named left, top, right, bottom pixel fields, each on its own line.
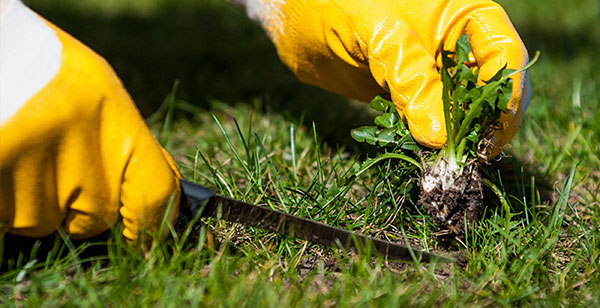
left=419, top=166, right=483, bottom=238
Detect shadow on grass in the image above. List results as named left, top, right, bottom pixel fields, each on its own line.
left=0, top=232, right=110, bottom=273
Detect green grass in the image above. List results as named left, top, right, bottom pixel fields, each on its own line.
left=3, top=0, right=600, bottom=306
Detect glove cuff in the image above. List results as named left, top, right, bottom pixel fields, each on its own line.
left=231, top=0, right=303, bottom=66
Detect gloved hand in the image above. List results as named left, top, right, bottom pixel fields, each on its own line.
left=235, top=0, right=531, bottom=156
left=0, top=0, right=180, bottom=242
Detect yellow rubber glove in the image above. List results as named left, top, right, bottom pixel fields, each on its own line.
left=0, top=1, right=180, bottom=242
left=238, top=0, right=531, bottom=155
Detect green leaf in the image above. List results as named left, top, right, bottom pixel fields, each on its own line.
left=465, top=100, right=484, bottom=121
left=480, top=83, right=501, bottom=109
left=376, top=128, right=396, bottom=145
left=468, top=87, right=482, bottom=101
left=465, top=125, right=480, bottom=143
left=369, top=96, right=394, bottom=112
left=401, top=141, right=421, bottom=151
left=351, top=126, right=377, bottom=144
left=497, top=84, right=513, bottom=112
left=457, top=64, right=478, bottom=85
left=484, top=94, right=498, bottom=112
left=502, top=68, right=517, bottom=78
left=396, top=117, right=408, bottom=130
left=374, top=112, right=397, bottom=128
left=441, top=50, right=456, bottom=69
left=454, top=35, right=472, bottom=64
left=452, top=84, right=469, bottom=103
left=353, top=153, right=422, bottom=177
left=440, top=51, right=456, bottom=151
left=451, top=86, right=467, bottom=130
left=396, top=128, right=413, bottom=140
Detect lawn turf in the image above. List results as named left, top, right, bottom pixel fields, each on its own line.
left=2, top=0, right=600, bottom=306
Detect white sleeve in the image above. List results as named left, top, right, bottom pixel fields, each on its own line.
left=227, top=0, right=287, bottom=44
left=0, top=0, right=62, bottom=125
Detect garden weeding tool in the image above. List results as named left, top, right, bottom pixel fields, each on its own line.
left=180, top=180, right=455, bottom=264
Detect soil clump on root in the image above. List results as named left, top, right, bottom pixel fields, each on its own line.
left=418, top=160, right=483, bottom=238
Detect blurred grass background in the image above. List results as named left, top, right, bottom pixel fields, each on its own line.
left=24, top=0, right=600, bottom=151
left=25, top=0, right=371, bottom=148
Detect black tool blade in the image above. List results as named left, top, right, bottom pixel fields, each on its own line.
left=180, top=180, right=452, bottom=263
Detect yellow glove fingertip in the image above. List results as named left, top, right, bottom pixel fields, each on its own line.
left=397, top=82, right=448, bottom=150
left=484, top=71, right=531, bottom=159
left=406, top=116, right=447, bottom=149
left=118, top=124, right=181, bottom=243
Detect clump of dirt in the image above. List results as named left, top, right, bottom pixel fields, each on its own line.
left=418, top=160, right=483, bottom=237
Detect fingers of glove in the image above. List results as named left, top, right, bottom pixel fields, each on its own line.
left=486, top=72, right=531, bottom=158
left=119, top=127, right=181, bottom=243
left=62, top=187, right=120, bottom=240
left=367, top=24, right=447, bottom=148
left=1, top=23, right=123, bottom=239
left=3, top=155, right=78, bottom=238
left=460, top=1, right=530, bottom=153
left=461, top=2, right=528, bottom=85
left=58, top=68, right=181, bottom=242
left=51, top=22, right=180, bottom=242
left=401, top=80, right=446, bottom=149
left=271, top=0, right=448, bottom=148
left=273, top=0, right=386, bottom=102
left=2, top=20, right=181, bottom=241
